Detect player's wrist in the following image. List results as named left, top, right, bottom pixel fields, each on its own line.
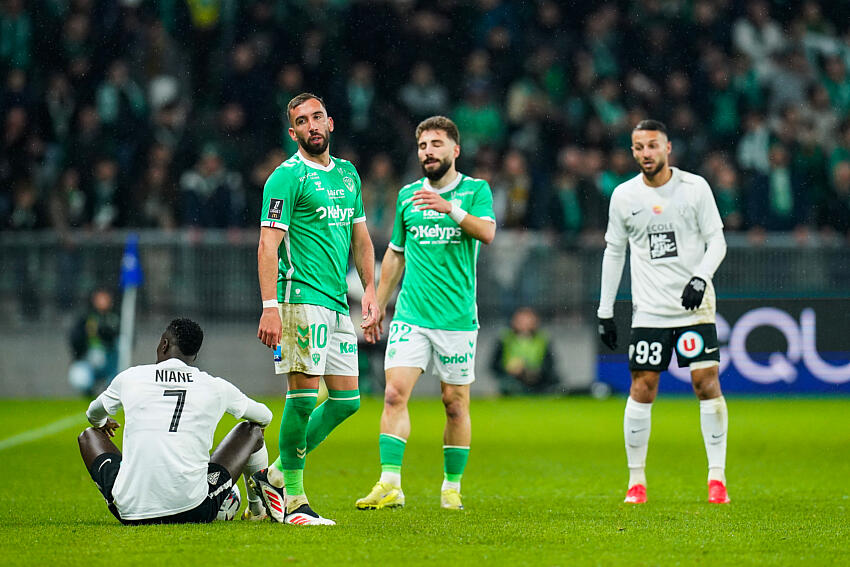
left=262, top=299, right=278, bottom=310
left=448, top=203, right=468, bottom=224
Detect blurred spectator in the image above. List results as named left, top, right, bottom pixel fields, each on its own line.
left=0, top=0, right=32, bottom=72
left=68, top=288, right=120, bottom=396
left=360, top=153, right=398, bottom=244
left=747, top=144, right=808, bottom=231
left=453, top=83, right=505, bottom=159
left=90, top=156, right=124, bottom=231
left=491, top=307, right=559, bottom=396
left=492, top=149, right=534, bottom=229
left=822, top=161, right=850, bottom=236
left=713, top=165, right=744, bottom=231
left=398, top=61, right=448, bottom=123
left=732, top=1, right=785, bottom=76
left=131, top=162, right=176, bottom=229
left=820, top=55, right=850, bottom=116
left=178, top=144, right=244, bottom=228
left=597, top=149, right=633, bottom=201
left=273, top=64, right=304, bottom=155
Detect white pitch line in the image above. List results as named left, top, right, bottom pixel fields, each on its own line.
left=0, top=414, right=84, bottom=452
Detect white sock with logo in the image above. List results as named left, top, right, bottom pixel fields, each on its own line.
left=243, top=443, right=269, bottom=514
left=624, top=397, right=652, bottom=488
left=700, top=396, right=728, bottom=484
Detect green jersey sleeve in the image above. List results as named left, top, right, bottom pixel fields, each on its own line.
left=468, top=180, right=496, bottom=222
left=352, top=168, right=366, bottom=223
left=261, top=166, right=299, bottom=229
left=389, top=190, right=408, bottom=251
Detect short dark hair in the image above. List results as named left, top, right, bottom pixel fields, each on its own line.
left=287, top=93, right=326, bottom=125
left=633, top=119, right=668, bottom=136
left=415, top=116, right=460, bottom=145
left=166, top=318, right=204, bottom=357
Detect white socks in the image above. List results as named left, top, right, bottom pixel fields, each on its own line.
left=441, top=480, right=461, bottom=492
left=243, top=443, right=269, bottom=514
left=624, top=397, right=652, bottom=488
left=380, top=471, right=401, bottom=488
left=700, top=396, right=728, bottom=483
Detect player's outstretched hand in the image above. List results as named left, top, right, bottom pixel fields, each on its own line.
left=99, top=418, right=121, bottom=437
left=681, top=276, right=707, bottom=310
left=258, top=308, right=282, bottom=348
left=412, top=189, right=451, bottom=213
left=598, top=318, right=618, bottom=350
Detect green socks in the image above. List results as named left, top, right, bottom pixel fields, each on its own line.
left=379, top=433, right=406, bottom=474
left=306, top=389, right=361, bottom=453
left=277, top=388, right=318, bottom=495
left=443, top=446, right=470, bottom=484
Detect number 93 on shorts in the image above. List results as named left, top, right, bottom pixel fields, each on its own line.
left=274, top=303, right=359, bottom=376
left=384, top=320, right=477, bottom=385
left=628, top=324, right=719, bottom=371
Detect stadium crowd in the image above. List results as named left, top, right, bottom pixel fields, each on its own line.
left=2, top=0, right=850, bottom=243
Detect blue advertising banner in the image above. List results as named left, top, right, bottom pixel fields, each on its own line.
left=597, top=299, right=850, bottom=394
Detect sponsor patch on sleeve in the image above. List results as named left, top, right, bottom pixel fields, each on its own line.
left=268, top=199, right=283, bottom=220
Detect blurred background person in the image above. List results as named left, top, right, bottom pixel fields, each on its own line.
left=68, top=288, right=120, bottom=396
left=491, top=307, right=560, bottom=396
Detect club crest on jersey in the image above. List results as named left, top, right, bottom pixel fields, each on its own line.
left=343, top=176, right=355, bottom=192
left=676, top=331, right=704, bottom=358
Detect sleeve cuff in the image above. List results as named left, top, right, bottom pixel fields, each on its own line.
left=352, top=216, right=366, bottom=224
left=260, top=221, right=288, bottom=230
left=478, top=216, right=496, bottom=224
left=388, top=242, right=404, bottom=252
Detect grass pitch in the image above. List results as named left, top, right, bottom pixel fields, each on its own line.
left=0, top=396, right=847, bottom=566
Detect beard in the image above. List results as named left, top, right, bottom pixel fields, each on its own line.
left=639, top=157, right=666, bottom=179
left=298, top=131, right=330, bottom=156
left=420, top=156, right=452, bottom=181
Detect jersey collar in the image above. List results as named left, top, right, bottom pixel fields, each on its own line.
left=642, top=166, right=678, bottom=190
left=156, top=358, right=190, bottom=368
left=423, top=172, right=463, bottom=194
left=297, top=150, right=335, bottom=172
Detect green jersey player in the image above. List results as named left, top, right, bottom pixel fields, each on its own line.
left=253, top=93, right=379, bottom=526
left=356, top=116, right=496, bottom=511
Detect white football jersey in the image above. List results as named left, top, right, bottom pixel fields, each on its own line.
left=605, top=167, right=724, bottom=328
left=95, top=358, right=256, bottom=520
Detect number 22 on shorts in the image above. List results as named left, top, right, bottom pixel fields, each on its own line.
left=388, top=323, right=411, bottom=344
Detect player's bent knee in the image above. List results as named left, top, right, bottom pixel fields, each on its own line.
left=384, top=385, right=409, bottom=409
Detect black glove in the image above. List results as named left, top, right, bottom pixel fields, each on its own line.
left=598, top=318, right=618, bottom=350
left=681, top=276, right=707, bottom=310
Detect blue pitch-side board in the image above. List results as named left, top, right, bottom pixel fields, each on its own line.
left=597, top=299, right=850, bottom=394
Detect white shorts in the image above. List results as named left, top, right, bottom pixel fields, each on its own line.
left=274, top=303, right=359, bottom=376
left=384, top=320, right=477, bottom=385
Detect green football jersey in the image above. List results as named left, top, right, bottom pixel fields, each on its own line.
left=260, top=152, right=365, bottom=314
left=389, top=173, right=495, bottom=330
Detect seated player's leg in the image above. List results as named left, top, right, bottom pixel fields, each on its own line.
left=430, top=327, right=477, bottom=510
left=624, top=327, right=674, bottom=503
left=356, top=365, right=421, bottom=510
left=208, top=421, right=268, bottom=520
left=78, top=427, right=123, bottom=521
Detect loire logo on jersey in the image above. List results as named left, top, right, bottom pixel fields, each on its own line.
left=410, top=225, right=462, bottom=241
left=676, top=331, right=705, bottom=358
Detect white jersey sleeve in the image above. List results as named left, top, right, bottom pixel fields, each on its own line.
left=598, top=191, right=629, bottom=319
left=218, top=379, right=273, bottom=426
